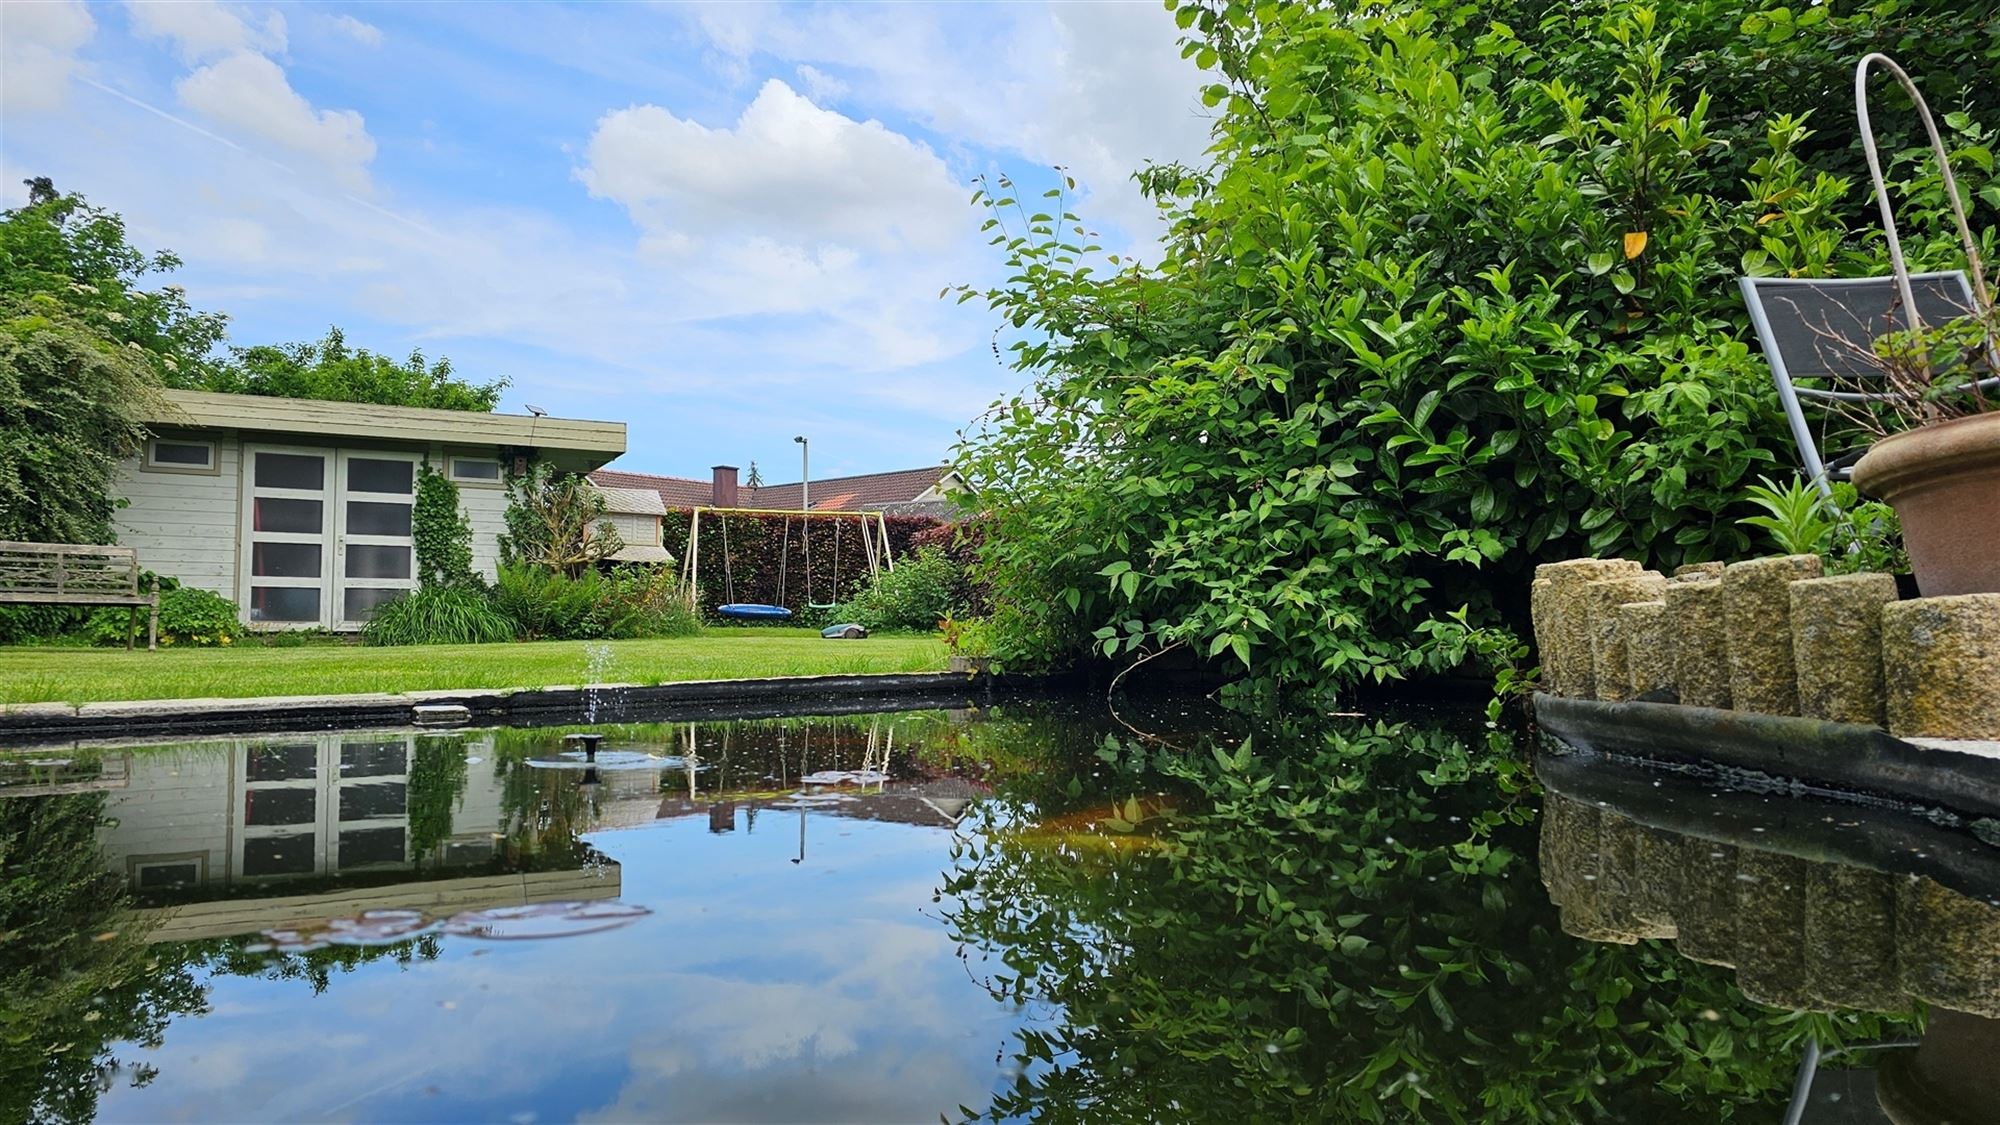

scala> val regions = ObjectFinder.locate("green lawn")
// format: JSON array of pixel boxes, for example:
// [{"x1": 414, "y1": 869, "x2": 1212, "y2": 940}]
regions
[{"x1": 0, "y1": 630, "x2": 948, "y2": 705}]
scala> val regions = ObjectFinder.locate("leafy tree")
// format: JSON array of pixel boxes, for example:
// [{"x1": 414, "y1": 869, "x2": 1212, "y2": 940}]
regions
[
  {"x1": 953, "y1": 0, "x2": 1999, "y2": 691},
  {"x1": 0, "y1": 186, "x2": 227, "y2": 384},
  {"x1": 498, "y1": 461, "x2": 622, "y2": 576},
  {"x1": 208, "y1": 326, "x2": 506, "y2": 411},
  {"x1": 0, "y1": 787, "x2": 192, "y2": 1123},
  {"x1": 0, "y1": 299, "x2": 161, "y2": 544}
]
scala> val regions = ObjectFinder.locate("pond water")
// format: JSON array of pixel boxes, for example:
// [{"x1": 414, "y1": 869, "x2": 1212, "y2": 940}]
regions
[{"x1": 2, "y1": 698, "x2": 1990, "y2": 1122}]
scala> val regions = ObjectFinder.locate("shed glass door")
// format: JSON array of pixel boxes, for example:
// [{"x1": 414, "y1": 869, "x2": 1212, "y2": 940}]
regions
[
  {"x1": 335, "y1": 452, "x2": 418, "y2": 626},
  {"x1": 244, "y1": 446, "x2": 333, "y2": 627}
]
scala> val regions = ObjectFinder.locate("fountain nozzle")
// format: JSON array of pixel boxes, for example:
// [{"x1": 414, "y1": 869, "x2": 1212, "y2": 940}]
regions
[{"x1": 564, "y1": 733, "x2": 606, "y2": 762}]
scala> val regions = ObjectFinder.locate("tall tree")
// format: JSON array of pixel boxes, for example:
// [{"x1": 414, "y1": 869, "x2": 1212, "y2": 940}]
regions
[
  {"x1": 209, "y1": 326, "x2": 507, "y2": 412},
  {"x1": 0, "y1": 186, "x2": 228, "y2": 384}
]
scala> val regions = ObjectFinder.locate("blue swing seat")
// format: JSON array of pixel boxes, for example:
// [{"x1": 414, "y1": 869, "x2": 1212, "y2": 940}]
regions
[{"x1": 717, "y1": 603, "x2": 793, "y2": 621}]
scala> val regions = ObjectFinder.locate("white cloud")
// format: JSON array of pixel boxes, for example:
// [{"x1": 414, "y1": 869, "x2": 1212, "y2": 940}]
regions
[
  {"x1": 795, "y1": 63, "x2": 846, "y2": 103},
  {"x1": 579, "y1": 78, "x2": 963, "y2": 255},
  {"x1": 0, "y1": 0, "x2": 96, "y2": 113},
  {"x1": 331, "y1": 14, "x2": 382, "y2": 47},
  {"x1": 684, "y1": 2, "x2": 1212, "y2": 251},
  {"x1": 124, "y1": 0, "x2": 286, "y2": 63},
  {"x1": 176, "y1": 51, "x2": 376, "y2": 191}
]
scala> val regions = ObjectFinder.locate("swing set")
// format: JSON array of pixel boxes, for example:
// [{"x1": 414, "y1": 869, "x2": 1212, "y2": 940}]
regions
[{"x1": 679, "y1": 506, "x2": 895, "y2": 621}]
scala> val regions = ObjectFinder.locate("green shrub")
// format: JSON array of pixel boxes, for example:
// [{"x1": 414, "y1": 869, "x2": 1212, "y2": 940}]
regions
[
  {"x1": 360, "y1": 586, "x2": 515, "y2": 646},
  {"x1": 413, "y1": 461, "x2": 476, "y2": 589},
  {"x1": 827, "y1": 548, "x2": 964, "y2": 632},
  {"x1": 492, "y1": 564, "x2": 602, "y2": 640},
  {"x1": 955, "y1": 0, "x2": 1999, "y2": 689},
  {"x1": 80, "y1": 582, "x2": 241, "y2": 647},
  {"x1": 599, "y1": 567, "x2": 701, "y2": 639},
  {"x1": 491, "y1": 564, "x2": 698, "y2": 640},
  {"x1": 0, "y1": 605, "x2": 86, "y2": 645}
]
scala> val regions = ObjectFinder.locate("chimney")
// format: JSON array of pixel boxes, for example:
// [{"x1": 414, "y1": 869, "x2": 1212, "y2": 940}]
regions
[{"x1": 711, "y1": 465, "x2": 739, "y2": 508}]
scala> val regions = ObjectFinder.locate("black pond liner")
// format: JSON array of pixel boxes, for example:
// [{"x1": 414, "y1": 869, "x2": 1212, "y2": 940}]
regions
[
  {"x1": 1534, "y1": 692, "x2": 2000, "y2": 825},
  {"x1": 1534, "y1": 738, "x2": 2000, "y2": 908}
]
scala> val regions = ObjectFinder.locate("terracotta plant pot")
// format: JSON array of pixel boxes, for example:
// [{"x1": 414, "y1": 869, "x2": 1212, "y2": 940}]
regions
[{"x1": 1852, "y1": 412, "x2": 2000, "y2": 596}]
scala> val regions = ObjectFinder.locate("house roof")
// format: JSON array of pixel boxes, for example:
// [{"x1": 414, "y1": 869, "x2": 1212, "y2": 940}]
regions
[
  {"x1": 147, "y1": 389, "x2": 626, "y2": 467},
  {"x1": 595, "y1": 487, "x2": 666, "y2": 516},
  {"x1": 589, "y1": 468, "x2": 713, "y2": 508},
  {"x1": 750, "y1": 466, "x2": 956, "y2": 511}
]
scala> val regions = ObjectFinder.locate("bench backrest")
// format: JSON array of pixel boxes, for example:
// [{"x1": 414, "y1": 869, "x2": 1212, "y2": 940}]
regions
[{"x1": 0, "y1": 540, "x2": 142, "y2": 597}]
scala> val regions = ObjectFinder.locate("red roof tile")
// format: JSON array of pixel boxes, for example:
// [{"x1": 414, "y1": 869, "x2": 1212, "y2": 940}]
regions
[
  {"x1": 588, "y1": 469, "x2": 713, "y2": 508},
  {"x1": 751, "y1": 466, "x2": 953, "y2": 511}
]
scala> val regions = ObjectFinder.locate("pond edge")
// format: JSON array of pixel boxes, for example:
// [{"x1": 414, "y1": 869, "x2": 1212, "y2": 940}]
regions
[{"x1": 1, "y1": 671, "x2": 1057, "y2": 745}]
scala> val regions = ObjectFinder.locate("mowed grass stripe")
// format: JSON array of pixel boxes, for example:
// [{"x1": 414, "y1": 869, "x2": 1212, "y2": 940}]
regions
[{"x1": 0, "y1": 630, "x2": 948, "y2": 705}]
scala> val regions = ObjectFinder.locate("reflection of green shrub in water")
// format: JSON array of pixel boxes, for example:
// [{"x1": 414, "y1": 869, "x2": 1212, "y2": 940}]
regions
[
  {"x1": 942, "y1": 721, "x2": 1918, "y2": 1122},
  {"x1": 0, "y1": 784, "x2": 448, "y2": 1122},
  {"x1": 408, "y1": 734, "x2": 473, "y2": 858},
  {"x1": 0, "y1": 791, "x2": 194, "y2": 1122}
]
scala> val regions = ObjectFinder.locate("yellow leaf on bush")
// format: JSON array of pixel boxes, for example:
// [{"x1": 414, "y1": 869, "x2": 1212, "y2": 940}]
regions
[{"x1": 1623, "y1": 231, "x2": 1648, "y2": 259}]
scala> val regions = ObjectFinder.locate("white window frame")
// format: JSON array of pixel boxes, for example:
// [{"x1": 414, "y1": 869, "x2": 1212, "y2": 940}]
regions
[
  {"x1": 336, "y1": 449, "x2": 422, "y2": 627},
  {"x1": 143, "y1": 436, "x2": 219, "y2": 475},
  {"x1": 447, "y1": 454, "x2": 504, "y2": 487},
  {"x1": 240, "y1": 443, "x2": 335, "y2": 630},
  {"x1": 128, "y1": 852, "x2": 209, "y2": 892}
]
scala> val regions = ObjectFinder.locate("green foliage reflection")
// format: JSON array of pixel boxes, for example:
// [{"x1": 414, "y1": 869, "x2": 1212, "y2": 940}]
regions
[{"x1": 941, "y1": 720, "x2": 1914, "y2": 1121}]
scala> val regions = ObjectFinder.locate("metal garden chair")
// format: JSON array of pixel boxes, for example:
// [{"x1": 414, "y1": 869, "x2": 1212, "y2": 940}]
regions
[{"x1": 1740, "y1": 53, "x2": 1998, "y2": 499}]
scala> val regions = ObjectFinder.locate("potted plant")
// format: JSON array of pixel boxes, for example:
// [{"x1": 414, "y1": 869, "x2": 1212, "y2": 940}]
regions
[
  {"x1": 940, "y1": 616, "x2": 995, "y2": 675},
  {"x1": 1845, "y1": 305, "x2": 1999, "y2": 596},
  {"x1": 1840, "y1": 54, "x2": 2000, "y2": 596}
]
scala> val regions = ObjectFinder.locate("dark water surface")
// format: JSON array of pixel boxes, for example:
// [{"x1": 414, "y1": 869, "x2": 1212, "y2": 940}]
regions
[{"x1": 3, "y1": 698, "x2": 1988, "y2": 1122}]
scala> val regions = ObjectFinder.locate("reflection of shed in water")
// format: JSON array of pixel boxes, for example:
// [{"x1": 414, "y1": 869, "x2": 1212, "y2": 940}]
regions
[
  {"x1": 1, "y1": 732, "x2": 621, "y2": 942},
  {"x1": 1537, "y1": 751, "x2": 2000, "y2": 1123}
]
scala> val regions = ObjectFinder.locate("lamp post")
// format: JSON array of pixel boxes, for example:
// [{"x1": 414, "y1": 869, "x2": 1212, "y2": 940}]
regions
[{"x1": 793, "y1": 435, "x2": 809, "y2": 511}]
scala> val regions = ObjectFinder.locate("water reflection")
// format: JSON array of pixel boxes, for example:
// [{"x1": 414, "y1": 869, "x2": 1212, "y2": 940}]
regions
[
  {"x1": 1537, "y1": 748, "x2": 2000, "y2": 1122},
  {"x1": 1, "y1": 702, "x2": 1975, "y2": 1121},
  {"x1": 0, "y1": 709, "x2": 1031, "y2": 1122}
]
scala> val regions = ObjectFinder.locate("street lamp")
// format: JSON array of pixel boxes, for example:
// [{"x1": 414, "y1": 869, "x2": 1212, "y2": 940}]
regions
[{"x1": 793, "y1": 435, "x2": 809, "y2": 511}]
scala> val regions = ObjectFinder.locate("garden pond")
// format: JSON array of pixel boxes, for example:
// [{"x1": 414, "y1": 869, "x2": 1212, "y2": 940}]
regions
[{"x1": 3, "y1": 696, "x2": 1990, "y2": 1122}]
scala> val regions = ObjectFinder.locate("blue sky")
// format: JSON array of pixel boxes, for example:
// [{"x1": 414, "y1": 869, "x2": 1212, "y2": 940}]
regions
[{"x1": 0, "y1": 1, "x2": 1212, "y2": 479}]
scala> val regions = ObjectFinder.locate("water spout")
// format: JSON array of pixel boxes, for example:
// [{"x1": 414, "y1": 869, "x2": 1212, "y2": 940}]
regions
[{"x1": 564, "y1": 732, "x2": 605, "y2": 762}]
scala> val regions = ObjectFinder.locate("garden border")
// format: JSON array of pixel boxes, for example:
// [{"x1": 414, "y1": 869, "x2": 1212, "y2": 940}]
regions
[
  {"x1": 1, "y1": 671, "x2": 1062, "y2": 745},
  {"x1": 1534, "y1": 692, "x2": 2000, "y2": 820}
]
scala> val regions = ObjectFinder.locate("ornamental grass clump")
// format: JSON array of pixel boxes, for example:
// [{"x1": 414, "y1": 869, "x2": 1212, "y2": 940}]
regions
[{"x1": 360, "y1": 586, "x2": 515, "y2": 646}]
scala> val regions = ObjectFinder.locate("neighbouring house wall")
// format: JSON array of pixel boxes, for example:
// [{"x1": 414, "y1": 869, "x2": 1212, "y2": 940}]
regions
[
  {"x1": 111, "y1": 434, "x2": 244, "y2": 602},
  {"x1": 605, "y1": 511, "x2": 659, "y2": 550}
]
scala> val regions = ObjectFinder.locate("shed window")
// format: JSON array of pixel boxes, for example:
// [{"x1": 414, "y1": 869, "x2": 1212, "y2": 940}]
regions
[
  {"x1": 450, "y1": 457, "x2": 502, "y2": 483},
  {"x1": 144, "y1": 439, "x2": 216, "y2": 472}
]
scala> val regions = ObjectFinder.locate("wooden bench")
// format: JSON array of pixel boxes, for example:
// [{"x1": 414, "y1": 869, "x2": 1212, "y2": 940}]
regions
[{"x1": 0, "y1": 541, "x2": 160, "y2": 650}]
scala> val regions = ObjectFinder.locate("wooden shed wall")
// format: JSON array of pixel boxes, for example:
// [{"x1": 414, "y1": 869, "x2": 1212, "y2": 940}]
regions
[{"x1": 111, "y1": 437, "x2": 244, "y2": 602}]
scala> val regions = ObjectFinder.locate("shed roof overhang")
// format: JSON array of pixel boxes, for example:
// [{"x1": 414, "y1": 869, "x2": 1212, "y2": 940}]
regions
[{"x1": 146, "y1": 390, "x2": 627, "y2": 470}]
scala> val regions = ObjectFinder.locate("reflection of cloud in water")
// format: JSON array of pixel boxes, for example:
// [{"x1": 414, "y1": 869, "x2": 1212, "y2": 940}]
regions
[{"x1": 96, "y1": 816, "x2": 1020, "y2": 1123}]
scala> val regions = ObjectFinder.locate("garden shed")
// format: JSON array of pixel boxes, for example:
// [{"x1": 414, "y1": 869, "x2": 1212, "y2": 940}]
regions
[{"x1": 114, "y1": 389, "x2": 625, "y2": 631}]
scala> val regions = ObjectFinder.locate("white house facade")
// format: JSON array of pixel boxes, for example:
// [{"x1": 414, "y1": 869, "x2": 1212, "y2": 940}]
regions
[{"x1": 114, "y1": 389, "x2": 625, "y2": 631}]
